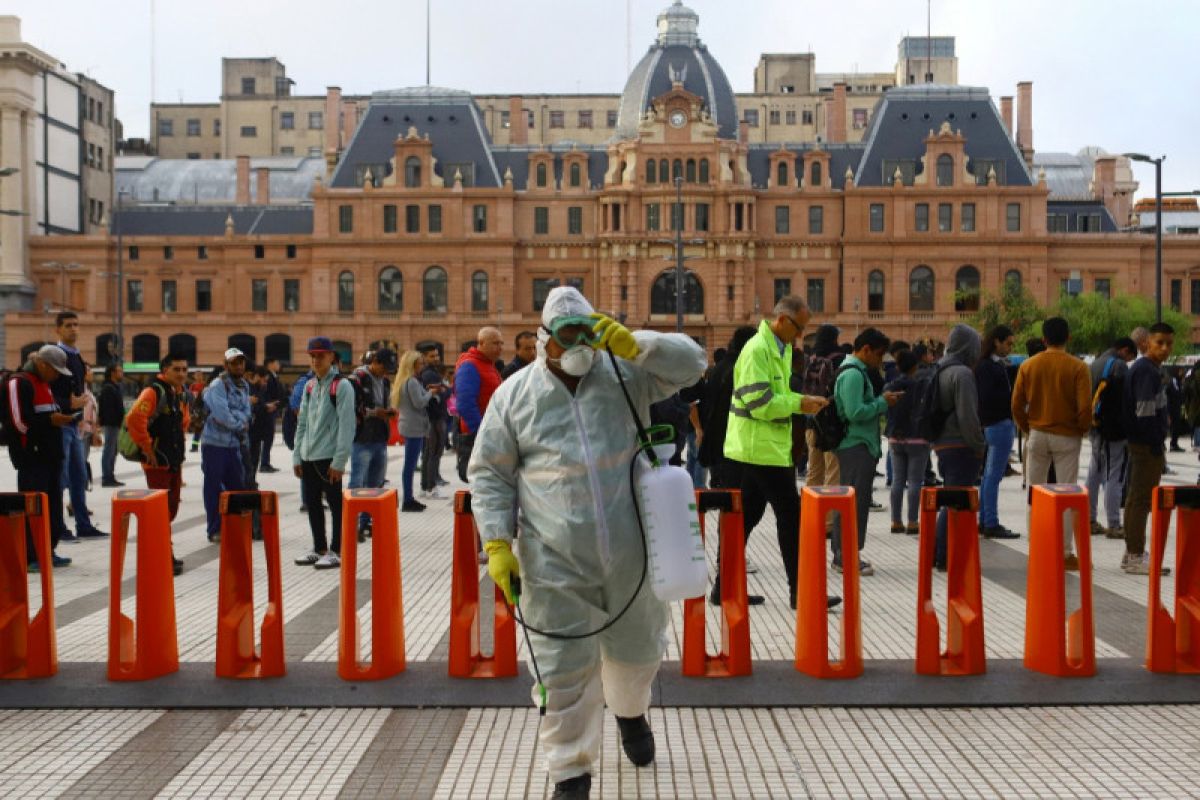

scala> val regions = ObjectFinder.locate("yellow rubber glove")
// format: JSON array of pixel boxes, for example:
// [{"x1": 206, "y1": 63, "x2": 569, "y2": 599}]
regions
[
  {"x1": 483, "y1": 539, "x2": 520, "y2": 605},
  {"x1": 591, "y1": 313, "x2": 640, "y2": 360}
]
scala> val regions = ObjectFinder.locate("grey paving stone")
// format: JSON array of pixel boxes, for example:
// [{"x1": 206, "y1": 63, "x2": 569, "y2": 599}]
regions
[{"x1": 336, "y1": 708, "x2": 467, "y2": 800}]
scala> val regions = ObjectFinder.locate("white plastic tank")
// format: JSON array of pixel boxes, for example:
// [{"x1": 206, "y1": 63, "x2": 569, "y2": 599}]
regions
[{"x1": 636, "y1": 446, "x2": 707, "y2": 601}]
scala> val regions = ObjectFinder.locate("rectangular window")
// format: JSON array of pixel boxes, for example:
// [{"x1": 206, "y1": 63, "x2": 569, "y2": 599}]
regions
[
  {"x1": 428, "y1": 205, "x2": 442, "y2": 233},
  {"x1": 254, "y1": 244, "x2": 265, "y2": 259},
  {"x1": 1047, "y1": 213, "x2": 1068, "y2": 233},
  {"x1": 534, "y1": 206, "x2": 549, "y2": 235},
  {"x1": 768, "y1": 109, "x2": 781, "y2": 125},
  {"x1": 646, "y1": 203, "x2": 661, "y2": 232},
  {"x1": 308, "y1": 111, "x2": 323, "y2": 129},
  {"x1": 241, "y1": 76, "x2": 255, "y2": 95},
  {"x1": 500, "y1": 110, "x2": 510, "y2": 129},
  {"x1": 286, "y1": 244, "x2": 296, "y2": 260},
  {"x1": 383, "y1": 204, "x2": 397, "y2": 233},
  {"x1": 197, "y1": 245, "x2": 208, "y2": 260},
  {"x1": 785, "y1": 109, "x2": 797, "y2": 125},
  {"x1": 961, "y1": 203, "x2": 976, "y2": 232},
  {"x1": 915, "y1": 203, "x2": 929, "y2": 232},
  {"x1": 533, "y1": 278, "x2": 559, "y2": 312},
  {"x1": 280, "y1": 111, "x2": 294, "y2": 130},
  {"x1": 128, "y1": 245, "x2": 139, "y2": 260},
  {"x1": 1170, "y1": 279, "x2": 1182, "y2": 311},
  {"x1": 240, "y1": 125, "x2": 257, "y2": 138},
  {"x1": 472, "y1": 204, "x2": 487, "y2": 233},
  {"x1": 338, "y1": 205, "x2": 353, "y2": 233},
  {"x1": 734, "y1": 203, "x2": 744, "y2": 232},
  {"x1": 568, "y1": 206, "x2": 583, "y2": 235},
  {"x1": 158, "y1": 117, "x2": 173, "y2": 136},
  {"x1": 213, "y1": 119, "x2": 221, "y2": 136},
  {"x1": 670, "y1": 202, "x2": 683, "y2": 232},
  {"x1": 252, "y1": 279, "x2": 268, "y2": 311},
  {"x1": 773, "y1": 278, "x2": 792, "y2": 303},
  {"x1": 161, "y1": 280, "x2": 177, "y2": 313},
  {"x1": 869, "y1": 203, "x2": 885, "y2": 232},
  {"x1": 695, "y1": 203, "x2": 710, "y2": 232},
  {"x1": 196, "y1": 279, "x2": 212, "y2": 312},
  {"x1": 852, "y1": 108, "x2": 868, "y2": 129},
  {"x1": 186, "y1": 118, "x2": 200, "y2": 136},
  {"x1": 578, "y1": 110, "x2": 593, "y2": 128},
  {"x1": 163, "y1": 245, "x2": 174, "y2": 261},
  {"x1": 775, "y1": 205, "x2": 790, "y2": 234},
  {"x1": 127, "y1": 280, "x2": 143, "y2": 312},
  {"x1": 808, "y1": 205, "x2": 824, "y2": 234},
  {"x1": 186, "y1": 152, "x2": 200, "y2": 160},
  {"x1": 606, "y1": 110, "x2": 618, "y2": 128},
  {"x1": 806, "y1": 278, "x2": 825, "y2": 313},
  {"x1": 284, "y1": 279, "x2": 300, "y2": 312},
  {"x1": 802, "y1": 109, "x2": 813, "y2": 125},
  {"x1": 744, "y1": 109, "x2": 759, "y2": 127},
  {"x1": 1095, "y1": 278, "x2": 1111, "y2": 299},
  {"x1": 938, "y1": 203, "x2": 952, "y2": 232},
  {"x1": 406, "y1": 204, "x2": 420, "y2": 233},
  {"x1": 549, "y1": 111, "x2": 565, "y2": 128},
  {"x1": 1006, "y1": 203, "x2": 1021, "y2": 232},
  {"x1": 1191, "y1": 281, "x2": 1200, "y2": 315}
]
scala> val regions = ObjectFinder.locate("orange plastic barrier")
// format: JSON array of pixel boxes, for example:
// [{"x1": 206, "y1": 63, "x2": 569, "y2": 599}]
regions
[
  {"x1": 915, "y1": 488, "x2": 986, "y2": 676},
  {"x1": 339, "y1": 488, "x2": 405, "y2": 680},
  {"x1": 108, "y1": 489, "x2": 178, "y2": 681},
  {"x1": 795, "y1": 486, "x2": 861, "y2": 678},
  {"x1": 216, "y1": 491, "x2": 285, "y2": 679},
  {"x1": 1024, "y1": 484, "x2": 1095, "y2": 677},
  {"x1": 682, "y1": 489, "x2": 751, "y2": 677},
  {"x1": 1147, "y1": 485, "x2": 1200, "y2": 673},
  {"x1": 448, "y1": 491, "x2": 517, "y2": 678},
  {"x1": 0, "y1": 493, "x2": 57, "y2": 679}
]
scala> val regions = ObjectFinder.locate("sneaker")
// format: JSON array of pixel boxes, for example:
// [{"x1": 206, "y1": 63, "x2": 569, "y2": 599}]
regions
[
  {"x1": 314, "y1": 552, "x2": 341, "y2": 570},
  {"x1": 426, "y1": 487, "x2": 444, "y2": 499},
  {"x1": 51, "y1": 553, "x2": 72, "y2": 568},
  {"x1": 294, "y1": 550, "x2": 321, "y2": 566},
  {"x1": 745, "y1": 559, "x2": 759, "y2": 575},
  {"x1": 299, "y1": 504, "x2": 308, "y2": 513},
  {"x1": 190, "y1": 441, "x2": 199, "y2": 453},
  {"x1": 890, "y1": 522, "x2": 906, "y2": 534},
  {"x1": 78, "y1": 528, "x2": 108, "y2": 539},
  {"x1": 869, "y1": 501, "x2": 885, "y2": 512},
  {"x1": 207, "y1": 532, "x2": 220, "y2": 544},
  {"x1": 1063, "y1": 553, "x2": 1080, "y2": 571},
  {"x1": 1124, "y1": 552, "x2": 1169, "y2": 576},
  {"x1": 61, "y1": 531, "x2": 80, "y2": 544},
  {"x1": 27, "y1": 560, "x2": 39, "y2": 573},
  {"x1": 831, "y1": 559, "x2": 843, "y2": 573},
  {"x1": 436, "y1": 478, "x2": 449, "y2": 487},
  {"x1": 101, "y1": 479, "x2": 124, "y2": 488},
  {"x1": 906, "y1": 524, "x2": 920, "y2": 536},
  {"x1": 859, "y1": 559, "x2": 875, "y2": 576},
  {"x1": 1105, "y1": 526, "x2": 1125, "y2": 540},
  {"x1": 401, "y1": 500, "x2": 427, "y2": 512},
  {"x1": 1090, "y1": 520, "x2": 1105, "y2": 537},
  {"x1": 172, "y1": 556, "x2": 184, "y2": 576},
  {"x1": 259, "y1": 465, "x2": 280, "y2": 473},
  {"x1": 551, "y1": 773, "x2": 591, "y2": 800},
  {"x1": 981, "y1": 525, "x2": 1020, "y2": 540},
  {"x1": 615, "y1": 715, "x2": 655, "y2": 767}
]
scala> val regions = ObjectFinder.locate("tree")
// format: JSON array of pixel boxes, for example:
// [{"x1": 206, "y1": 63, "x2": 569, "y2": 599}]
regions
[
  {"x1": 1013, "y1": 292, "x2": 1192, "y2": 355},
  {"x1": 961, "y1": 280, "x2": 1043, "y2": 337}
]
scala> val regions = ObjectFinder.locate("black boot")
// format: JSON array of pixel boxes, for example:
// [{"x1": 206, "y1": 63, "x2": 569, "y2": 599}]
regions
[
  {"x1": 551, "y1": 773, "x2": 591, "y2": 799},
  {"x1": 616, "y1": 715, "x2": 655, "y2": 766}
]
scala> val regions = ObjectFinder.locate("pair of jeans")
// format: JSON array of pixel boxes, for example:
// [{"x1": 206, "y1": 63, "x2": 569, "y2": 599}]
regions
[
  {"x1": 350, "y1": 441, "x2": 389, "y2": 527},
  {"x1": 421, "y1": 421, "x2": 446, "y2": 492},
  {"x1": 685, "y1": 431, "x2": 707, "y2": 489},
  {"x1": 301, "y1": 459, "x2": 343, "y2": 554},
  {"x1": 18, "y1": 459, "x2": 63, "y2": 557},
  {"x1": 980, "y1": 420, "x2": 1016, "y2": 529},
  {"x1": 1086, "y1": 432, "x2": 1127, "y2": 529},
  {"x1": 889, "y1": 442, "x2": 931, "y2": 525},
  {"x1": 1123, "y1": 443, "x2": 1164, "y2": 556},
  {"x1": 832, "y1": 444, "x2": 876, "y2": 562},
  {"x1": 935, "y1": 447, "x2": 982, "y2": 566},
  {"x1": 60, "y1": 426, "x2": 96, "y2": 535},
  {"x1": 201, "y1": 444, "x2": 245, "y2": 536},
  {"x1": 731, "y1": 461, "x2": 800, "y2": 596},
  {"x1": 101, "y1": 424, "x2": 120, "y2": 482},
  {"x1": 403, "y1": 436, "x2": 425, "y2": 503}
]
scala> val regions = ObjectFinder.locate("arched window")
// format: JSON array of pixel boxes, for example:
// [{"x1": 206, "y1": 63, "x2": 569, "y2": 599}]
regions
[
  {"x1": 867, "y1": 270, "x2": 886, "y2": 312},
  {"x1": 936, "y1": 154, "x2": 954, "y2": 187},
  {"x1": 659, "y1": 160, "x2": 668, "y2": 183},
  {"x1": 672, "y1": 159, "x2": 683, "y2": 182},
  {"x1": 167, "y1": 333, "x2": 196, "y2": 365},
  {"x1": 377, "y1": 267, "x2": 403, "y2": 311},
  {"x1": 95, "y1": 333, "x2": 119, "y2": 365},
  {"x1": 404, "y1": 156, "x2": 421, "y2": 188},
  {"x1": 810, "y1": 161, "x2": 822, "y2": 188},
  {"x1": 646, "y1": 159, "x2": 657, "y2": 184},
  {"x1": 699, "y1": 158, "x2": 710, "y2": 183},
  {"x1": 650, "y1": 269, "x2": 705, "y2": 315},
  {"x1": 471, "y1": 270, "x2": 489, "y2": 312},
  {"x1": 569, "y1": 162, "x2": 581, "y2": 188},
  {"x1": 909, "y1": 266, "x2": 935, "y2": 311},
  {"x1": 423, "y1": 266, "x2": 448, "y2": 313},
  {"x1": 1004, "y1": 269, "x2": 1023, "y2": 293},
  {"x1": 955, "y1": 265, "x2": 981, "y2": 312},
  {"x1": 227, "y1": 333, "x2": 256, "y2": 364},
  {"x1": 535, "y1": 162, "x2": 547, "y2": 188},
  {"x1": 132, "y1": 333, "x2": 161, "y2": 363},
  {"x1": 338, "y1": 270, "x2": 355, "y2": 312},
  {"x1": 685, "y1": 159, "x2": 696, "y2": 183},
  {"x1": 777, "y1": 161, "x2": 789, "y2": 188},
  {"x1": 264, "y1": 334, "x2": 291, "y2": 366}
]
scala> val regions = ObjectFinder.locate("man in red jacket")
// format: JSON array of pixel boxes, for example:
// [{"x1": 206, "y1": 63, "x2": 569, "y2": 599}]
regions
[{"x1": 453, "y1": 326, "x2": 503, "y2": 482}]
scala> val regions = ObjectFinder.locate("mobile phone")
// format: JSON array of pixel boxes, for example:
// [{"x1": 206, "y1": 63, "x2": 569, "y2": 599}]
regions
[{"x1": 71, "y1": 410, "x2": 84, "y2": 422}]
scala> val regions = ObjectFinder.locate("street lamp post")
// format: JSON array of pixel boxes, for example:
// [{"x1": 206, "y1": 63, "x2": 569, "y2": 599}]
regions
[
  {"x1": 115, "y1": 188, "x2": 127, "y2": 365},
  {"x1": 673, "y1": 176, "x2": 685, "y2": 333},
  {"x1": 1124, "y1": 153, "x2": 1165, "y2": 323}
]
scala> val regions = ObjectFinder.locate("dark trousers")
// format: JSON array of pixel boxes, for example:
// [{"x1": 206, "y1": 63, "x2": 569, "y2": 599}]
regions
[
  {"x1": 934, "y1": 446, "x2": 982, "y2": 566},
  {"x1": 832, "y1": 444, "x2": 877, "y2": 562},
  {"x1": 708, "y1": 457, "x2": 743, "y2": 490},
  {"x1": 1124, "y1": 443, "x2": 1164, "y2": 556},
  {"x1": 247, "y1": 435, "x2": 266, "y2": 488},
  {"x1": 421, "y1": 419, "x2": 446, "y2": 491},
  {"x1": 456, "y1": 431, "x2": 476, "y2": 483},
  {"x1": 101, "y1": 424, "x2": 120, "y2": 482},
  {"x1": 301, "y1": 459, "x2": 343, "y2": 554},
  {"x1": 202, "y1": 444, "x2": 245, "y2": 536},
  {"x1": 144, "y1": 466, "x2": 182, "y2": 521},
  {"x1": 259, "y1": 422, "x2": 276, "y2": 468},
  {"x1": 18, "y1": 459, "x2": 63, "y2": 560},
  {"x1": 734, "y1": 461, "x2": 800, "y2": 595}
]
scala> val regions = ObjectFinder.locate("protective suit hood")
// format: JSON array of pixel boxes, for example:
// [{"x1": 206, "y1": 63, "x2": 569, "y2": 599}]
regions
[{"x1": 537, "y1": 285, "x2": 597, "y2": 364}]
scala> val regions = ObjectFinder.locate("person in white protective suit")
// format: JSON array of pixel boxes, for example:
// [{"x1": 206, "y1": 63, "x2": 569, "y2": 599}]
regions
[{"x1": 468, "y1": 286, "x2": 706, "y2": 800}]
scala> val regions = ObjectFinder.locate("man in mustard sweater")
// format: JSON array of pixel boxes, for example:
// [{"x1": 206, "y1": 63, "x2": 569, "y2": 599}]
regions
[{"x1": 1010, "y1": 317, "x2": 1092, "y2": 568}]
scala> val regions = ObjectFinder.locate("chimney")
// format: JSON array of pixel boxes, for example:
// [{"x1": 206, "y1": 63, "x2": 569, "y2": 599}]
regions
[
  {"x1": 235, "y1": 155, "x2": 250, "y2": 205},
  {"x1": 828, "y1": 82, "x2": 847, "y2": 144},
  {"x1": 255, "y1": 167, "x2": 270, "y2": 205},
  {"x1": 738, "y1": 120, "x2": 749, "y2": 145},
  {"x1": 341, "y1": 100, "x2": 358, "y2": 152},
  {"x1": 324, "y1": 87, "x2": 341, "y2": 156},
  {"x1": 1016, "y1": 81, "x2": 1033, "y2": 165},
  {"x1": 509, "y1": 96, "x2": 527, "y2": 145},
  {"x1": 1000, "y1": 96, "x2": 1013, "y2": 137}
]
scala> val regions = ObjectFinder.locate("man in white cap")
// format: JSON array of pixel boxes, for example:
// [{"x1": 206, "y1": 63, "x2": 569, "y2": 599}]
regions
[
  {"x1": 200, "y1": 348, "x2": 252, "y2": 543},
  {"x1": 470, "y1": 286, "x2": 706, "y2": 800}
]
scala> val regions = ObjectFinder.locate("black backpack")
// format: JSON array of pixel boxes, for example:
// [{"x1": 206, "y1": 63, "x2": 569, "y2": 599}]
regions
[
  {"x1": 811, "y1": 364, "x2": 868, "y2": 452},
  {"x1": 0, "y1": 371, "x2": 21, "y2": 448},
  {"x1": 1092, "y1": 356, "x2": 1126, "y2": 442},
  {"x1": 911, "y1": 364, "x2": 950, "y2": 442}
]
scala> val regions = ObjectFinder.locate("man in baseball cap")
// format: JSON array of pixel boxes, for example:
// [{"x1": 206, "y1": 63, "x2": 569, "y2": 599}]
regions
[{"x1": 199, "y1": 347, "x2": 252, "y2": 542}]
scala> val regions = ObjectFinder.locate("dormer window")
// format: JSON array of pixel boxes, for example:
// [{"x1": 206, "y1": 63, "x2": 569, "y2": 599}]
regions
[
  {"x1": 536, "y1": 162, "x2": 548, "y2": 188},
  {"x1": 936, "y1": 154, "x2": 954, "y2": 187},
  {"x1": 404, "y1": 157, "x2": 421, "y2": 188}
]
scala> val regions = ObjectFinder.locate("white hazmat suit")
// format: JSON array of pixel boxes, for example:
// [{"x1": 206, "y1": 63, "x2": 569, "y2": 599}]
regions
[{"x1": 468, "y1": 287, "x2": 706, "y2": 783}]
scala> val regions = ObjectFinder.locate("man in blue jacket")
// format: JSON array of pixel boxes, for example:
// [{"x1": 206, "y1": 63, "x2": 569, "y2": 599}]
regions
[{"x1": 201, "y1": 348, "x2": 252, "y2": 542}]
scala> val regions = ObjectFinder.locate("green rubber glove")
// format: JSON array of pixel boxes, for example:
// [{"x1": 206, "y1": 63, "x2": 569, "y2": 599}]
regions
[
  {"x1": 591, "y1": 314, "x2": 640, "y2": 360},
  {"x1": 484, "y1": 539, "x2": 520, "y2": 605}
]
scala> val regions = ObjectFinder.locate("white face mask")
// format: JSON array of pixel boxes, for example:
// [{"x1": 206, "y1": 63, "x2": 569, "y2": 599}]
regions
[{"x1": 553, "y1": 345, "x2": 595, "y2": 377}]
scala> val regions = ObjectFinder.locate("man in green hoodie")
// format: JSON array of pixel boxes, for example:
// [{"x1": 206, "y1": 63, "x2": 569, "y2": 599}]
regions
[{"x1": 832, "y1": 328, "x2": 902, "y2": 575}]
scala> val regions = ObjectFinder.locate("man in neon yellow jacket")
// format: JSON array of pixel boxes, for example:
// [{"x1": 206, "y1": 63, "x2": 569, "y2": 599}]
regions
[{"x1": 723, "y1": 295, "x2": 830, "y2": 609}]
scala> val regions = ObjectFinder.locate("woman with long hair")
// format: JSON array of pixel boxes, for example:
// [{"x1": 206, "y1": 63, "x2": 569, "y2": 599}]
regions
[
  {"x1": 975, "y1": 324, "x2": 1020, "y2": 539},
  {"x1": 391, "y1": 350, "x2": 444, "y2": 511}
]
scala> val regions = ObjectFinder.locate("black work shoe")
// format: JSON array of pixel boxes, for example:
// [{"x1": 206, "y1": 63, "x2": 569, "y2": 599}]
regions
[
  {"x1": 616, "y1": 715, "x2": 655, "y2": 766},
  {"x1": 708, "y1": 585, "x2": 764, "y2": 606},
  {"x1": 981, "y1": 525, "x2": 1020, "y2": 540},
  {"x1": 172, "y1": 556, "x2": 184, "y2": 576},
  {"x1": 552, "y1": 773, "x2": 591, "y2": 800},
  {"x1": 789, "y1": 594, "x2": 843, "y2": 611}
]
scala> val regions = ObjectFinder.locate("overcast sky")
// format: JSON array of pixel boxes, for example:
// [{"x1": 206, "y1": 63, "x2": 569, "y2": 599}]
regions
[{"x1": 11, "y1": 0, "x2": 1200, "y2": 198}]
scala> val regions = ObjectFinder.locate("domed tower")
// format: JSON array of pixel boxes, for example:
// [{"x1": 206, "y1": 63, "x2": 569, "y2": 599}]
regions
[{"x1": 615, "y1": 1, "x2": 738, "y2": 141}]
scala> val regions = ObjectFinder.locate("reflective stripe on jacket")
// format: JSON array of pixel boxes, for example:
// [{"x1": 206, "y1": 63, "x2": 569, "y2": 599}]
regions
[{"x1": 723, "y1": 319, "x2": 803, "y2": 467}]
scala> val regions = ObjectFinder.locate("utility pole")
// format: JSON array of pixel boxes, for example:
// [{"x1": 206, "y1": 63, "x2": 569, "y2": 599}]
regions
[{"x1": 115, "y1": 189, "x2": 126, "y2": 365}]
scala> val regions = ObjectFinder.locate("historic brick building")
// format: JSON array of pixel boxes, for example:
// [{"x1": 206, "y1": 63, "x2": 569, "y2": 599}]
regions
[{"x1": 6, "y1": 2, "x2": 1196, "y2": 368}]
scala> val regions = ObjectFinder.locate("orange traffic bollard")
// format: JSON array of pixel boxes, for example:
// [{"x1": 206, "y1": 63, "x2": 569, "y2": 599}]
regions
[
  {"x1": 339, "y1": 488, "x2": 405, "y2": 680},
  {"x1": 915, "y1": 488, "x2": 986, "y2": 676},
  {"x1": 216, "y1": 491, "x2": 285, "y2": 679},
  {"x1": 1024, "y1": 484, "x2": 1095, "y2": 677},
  {"x1": 682, "y1": 489, "x2": 751, "y2": 677},
  {"x1": 1147, "y1": 485, "x2": 1200, "y2": 673},
  {"x1": 795, "y1": 486, "x2": 861, "y2": 678},
  {"x1": 0, "y1": 493, "x2": 57, "y2": 679},
  {"x1": 448, "y1": 491, "x2": 517, "y2": 678},
  {"x1": 108, "y1": 489, "x2": 178, "y2": 681}
]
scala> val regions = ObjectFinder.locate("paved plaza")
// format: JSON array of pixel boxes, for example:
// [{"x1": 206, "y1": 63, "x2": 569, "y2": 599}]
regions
[{"x1": 2, "y1": 440, "x2": 1200, "y2": 798}]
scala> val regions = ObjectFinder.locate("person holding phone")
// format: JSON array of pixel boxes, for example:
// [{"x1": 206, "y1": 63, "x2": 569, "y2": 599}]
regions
[
  {"x1": 392, "y1": 349, "x2": 445, "y2": 512},
  {"x1": 346, "y1": 348, "x2": 396, "y2": 538}
]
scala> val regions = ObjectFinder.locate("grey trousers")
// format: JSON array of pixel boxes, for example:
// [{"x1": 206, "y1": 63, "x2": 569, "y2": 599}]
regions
[
  {"x1": 832, "y1": 443, "x2": 877, "y2": 560},
  {"x1": 1085, "y1": 432, "x2": 1127, "y2": 529}
]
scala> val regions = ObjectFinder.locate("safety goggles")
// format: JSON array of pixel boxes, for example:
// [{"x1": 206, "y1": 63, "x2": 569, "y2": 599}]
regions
[{"x1": 546, "y1": 316, "x2": 598, "y2": 348}]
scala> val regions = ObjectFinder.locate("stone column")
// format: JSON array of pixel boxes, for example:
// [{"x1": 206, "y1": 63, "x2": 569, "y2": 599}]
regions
[{"x1": 0, "y1": 107, "x2": 28, "y2": 289}]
